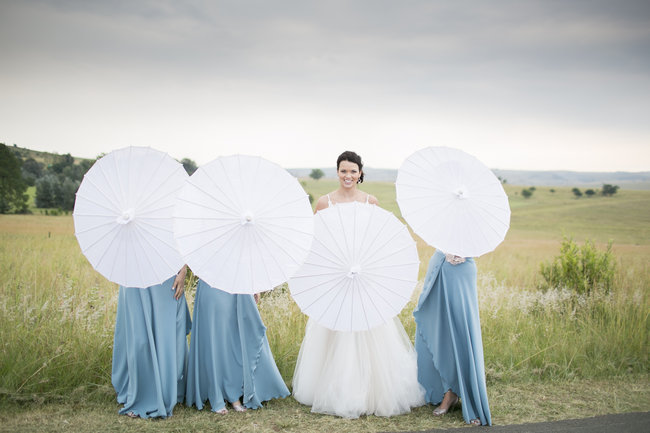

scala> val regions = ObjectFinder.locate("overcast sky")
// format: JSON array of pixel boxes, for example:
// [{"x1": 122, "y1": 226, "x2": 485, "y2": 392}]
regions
[{"x1": 1, "y1": 0, "x2": 649, "y2": 171}]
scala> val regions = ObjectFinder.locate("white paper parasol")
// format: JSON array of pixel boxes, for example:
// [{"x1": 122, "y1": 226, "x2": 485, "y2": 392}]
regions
[
  {"x1": 396, "y1": 146, "x2": 510, "y2": 257},
  {"x1": 173, "y1": 154, "x2": 314, "y2": 294},
  {"x1": 73, "y1": 146, "x2": 188, "y2": 288},
  {"x1": 289, "y1": 201, "x2": 419, "y2": 331}
]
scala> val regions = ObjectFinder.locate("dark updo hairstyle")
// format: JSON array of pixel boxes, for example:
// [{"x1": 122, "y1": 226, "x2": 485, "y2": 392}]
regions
[{"x1": 336, "y1": 150, "x2": 364, "y2": 184}]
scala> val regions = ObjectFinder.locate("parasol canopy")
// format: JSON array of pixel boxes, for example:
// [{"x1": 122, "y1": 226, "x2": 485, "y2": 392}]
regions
[
  {"x1": 289, "y1": 201, "x2": 419, "y2": 331},
  {"x1": 396, "y1": 146, "x2": 510, "y2": 258},
  {"x1": 73, "y1": 146, "x2": 188, "y2": 288},
  {"x1": 173, "y1": 154, "x2": 314, "y2": 294}
]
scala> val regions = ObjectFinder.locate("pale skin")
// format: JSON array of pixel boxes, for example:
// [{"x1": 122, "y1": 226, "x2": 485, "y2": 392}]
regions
[
  {"x1": 314, "y1": 160, "x2": 378, "y2": 213},
  {"x1": 172, "y1": 265, "x2": 187, "y2": 300}
]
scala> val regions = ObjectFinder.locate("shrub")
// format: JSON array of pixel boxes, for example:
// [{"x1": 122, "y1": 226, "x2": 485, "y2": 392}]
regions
[
  {"x1": 539, "y1": 237, "x2": 616, "y2": 294},
  {"x1": 309, "y1": 168, "x2": 324, "y2": 180},
  {"x1": 572, "y1": 187, "x2": 582, "y2": 198},
  {"x1": 585, "y1": 189, "x2": 596, "y2": 197},
  {"x1": 602, "y1": 184, "x2": 619, "y2": 196},
  {"x1": 521, "y1": 188, "x2": 533, "y2": 199}
]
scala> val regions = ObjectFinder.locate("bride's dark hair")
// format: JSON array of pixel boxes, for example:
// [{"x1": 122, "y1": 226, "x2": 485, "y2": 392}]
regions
[{"x1": 336, "y1": 151, "x2": 364, "y2": 184}]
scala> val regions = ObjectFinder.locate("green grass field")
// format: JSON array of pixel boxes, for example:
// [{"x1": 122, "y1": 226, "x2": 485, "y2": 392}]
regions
[{"x1": 0, "y1": 182, "x2": 648, "y2": 432}]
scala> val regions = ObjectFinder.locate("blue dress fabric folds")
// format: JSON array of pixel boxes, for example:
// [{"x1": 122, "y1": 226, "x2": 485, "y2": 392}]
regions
[
  {"x1": 185, "y1": 279, "x2": 289, "y2": 412},
  {"x1": 414, "y1": 250, "x2": 492, "y2": 426},
  {"x1": 112, "y1": 276, "x2": 192, "y2": 419}
]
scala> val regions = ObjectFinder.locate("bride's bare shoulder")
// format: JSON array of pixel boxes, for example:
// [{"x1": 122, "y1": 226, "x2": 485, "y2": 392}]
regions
[{"x1": 315, "y1": 194, "x2": 331, "y2": 212}]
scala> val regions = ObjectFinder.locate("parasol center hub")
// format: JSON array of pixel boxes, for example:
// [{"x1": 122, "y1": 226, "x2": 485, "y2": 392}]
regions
[
  {"x1": 241, "y1": 211, "x2": 255, "y2": 225},
  {"x1": 347, "y1": 264, "x2": 362, "y2": 279},
  {"x1": 116, "y1": 208, "x2": 135, "y2": 225},
  {"x1": 454, "y1": 186, "x2": 469, "y2": 200}
]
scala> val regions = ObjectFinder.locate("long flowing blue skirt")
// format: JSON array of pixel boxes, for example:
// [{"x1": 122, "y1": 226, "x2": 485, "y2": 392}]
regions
[
  {"x1": 413, "y1": 250, "x2": 492, "y2": 425},
  {"x1": 185, "y1": 280, "x2": 289, "y2": 412},
  {"x1": 111, "y1": 276, "x2": 192, "y2": 418}
]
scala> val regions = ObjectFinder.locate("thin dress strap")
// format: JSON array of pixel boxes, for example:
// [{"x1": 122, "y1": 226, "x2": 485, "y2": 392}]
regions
[
  {"x1": 327, "y1": 194, "x2": 333, "y2": 207},
  {"x1": 365, "y1": 194, "x2": 370, "y2": 204}
]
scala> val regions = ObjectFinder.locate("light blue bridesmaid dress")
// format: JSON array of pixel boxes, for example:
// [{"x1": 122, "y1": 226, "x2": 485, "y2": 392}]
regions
[
  {"x1": 185, "y1": 279, "x2": 289, "y2": 412},
  {"x1": 111, "y1": 275, "x2": 192, "y2": 418},
  {"x1": 413, "y1": 250, "x2": 492, "y2": 426}
]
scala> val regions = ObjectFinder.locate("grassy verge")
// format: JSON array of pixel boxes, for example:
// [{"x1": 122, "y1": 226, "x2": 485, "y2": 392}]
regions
[{"x1": 1, "y1": 376, "x2": 648, "y2": 433}]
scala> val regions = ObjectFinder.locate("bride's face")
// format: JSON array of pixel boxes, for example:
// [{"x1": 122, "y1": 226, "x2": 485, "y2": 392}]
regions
[{"x1": 337, "y1": 160, "x2": 361, "y2": 189}]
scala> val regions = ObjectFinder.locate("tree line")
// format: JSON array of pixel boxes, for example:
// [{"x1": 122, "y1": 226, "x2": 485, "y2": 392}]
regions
[{"x1": 0, "y1": 144, "x2": 198, "y2": 214}]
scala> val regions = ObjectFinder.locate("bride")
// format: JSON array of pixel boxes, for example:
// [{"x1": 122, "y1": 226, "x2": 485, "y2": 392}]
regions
[{"x1": 291, "y1": 151, "x2": 424, "y2": 418}]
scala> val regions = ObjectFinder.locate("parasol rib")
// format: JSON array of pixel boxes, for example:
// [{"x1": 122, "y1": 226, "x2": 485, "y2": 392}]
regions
[
  {"x1": 250, "y1": 224, "x2": 294, "y2": 290},
  {"x1": 300, "y1": 274, "x2": 349, "y2": 309},
  {"x1": 176, "y1": 189, "x2": 240, "y2": 218},
  {"x1": 362, "y1": 261, "x2": 420, "y2": 272},
  {"x1": 180, "y1": 224, "x2": 241, "y2": 260},
  {"x1": 74, "y1": 218, "x2": 121, "y2": 235},
  {"x1": 79, "y1": 176, "x2": 123, "y2": 212},
  {"x1": 194, "y1": 224, "x2": 243, "y2": 281},
  {"x1": 136, "y1": 165, "x2": 187, "y2": 212},
  {"x1": 131, "y1": 149, "x2": 172, "y2": 211},
  {"x1": 255, "y1": 224, "x2": 311, "y2": 267},
  {"x1": 328, "y1": 277, "x2": 354, "y2": 330},
  {"x1": 314, "y1": 206, "x2": 349, "y2": 263},
  {"x1": 297, "y1": 243, "x2": 346, "y2": 269},
  {"x1": 80, "y1": 223, "x2": 121, "y2": 255},
  {"x1": 357, "y1": 226, "x2": 407, "y2": 266},
  {"x1": 133, "y1": 221, "x2": 181, "y2": 273},
  {"x1": 357, "y1": 278, "x2": 391, "y2": 327},
  {"x1": 291, "y1": 272, "x2": 349, "y2": 297},
  {"x1": 358, "y1": 274, "x2": 407, "y2": 309},
  {"x1": 361, "y1": 242, "x2": 418, "y2": 270}
]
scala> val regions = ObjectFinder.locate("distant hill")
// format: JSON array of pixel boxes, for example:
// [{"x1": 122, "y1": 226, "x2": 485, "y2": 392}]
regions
[
  {"x1": 8, "y1": 145, "x2": 649, "y2": 189},
  {"x1": 491, "y1": 169, "x2": 650, "y2": 190},
  {"x1": 289, "y1": 167, "x2": 650, "y2": 190},
  {"x1": 288, "y1": 167, "x2": 399, "y2": 183},
  {"x1": 10, "y1": 145, "x2": 92, "y2": 166}
]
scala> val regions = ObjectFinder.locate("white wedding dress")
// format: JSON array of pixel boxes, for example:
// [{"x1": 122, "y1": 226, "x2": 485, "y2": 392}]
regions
[
  {"x1": 292, "y1": 316, "x2": 425, "y2": 418},
  {"x1": 292, "y1": 194, "x2": 424, "y2": 418}
]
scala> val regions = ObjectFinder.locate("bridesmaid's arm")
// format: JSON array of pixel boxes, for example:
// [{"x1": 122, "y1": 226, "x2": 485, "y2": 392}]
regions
[{"x1": 173, "y1": 265, "x2": 187, "y2": 300}]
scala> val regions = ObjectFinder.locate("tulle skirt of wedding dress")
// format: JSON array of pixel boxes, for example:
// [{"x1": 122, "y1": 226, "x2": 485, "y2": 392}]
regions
[{"x1": 292, "y1": 317, "x2": 425, "y2": 418}]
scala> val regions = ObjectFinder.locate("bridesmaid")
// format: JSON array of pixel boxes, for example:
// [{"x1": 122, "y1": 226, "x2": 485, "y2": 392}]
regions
[
  {"x1": 185, "y1": 279, "x2": 289, "y2": 414},
  {"x1": 413, "y1": 251, "x2": 491, "y2": 426},
  {"x1": 112, "y1": 265, "x2": 191, "y2": 419}
]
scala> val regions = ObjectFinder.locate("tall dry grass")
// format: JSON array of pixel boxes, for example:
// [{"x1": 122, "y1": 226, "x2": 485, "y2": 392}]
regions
[
  {"x1": 1, "y1": 185, "x2": 649, "y2": 404},
  {"x1": 0, "y1": 216, "x2": 116, "y2": 400}
]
